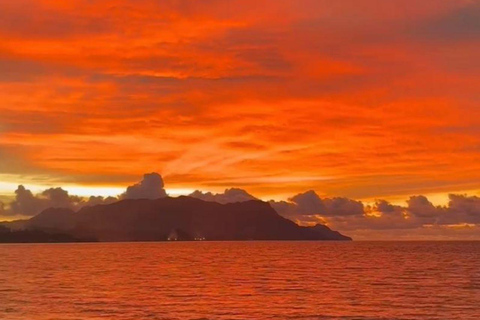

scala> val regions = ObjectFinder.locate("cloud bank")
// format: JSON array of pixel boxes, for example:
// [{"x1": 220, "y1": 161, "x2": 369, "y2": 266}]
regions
[
  {"x1": 1, "y1": 173, "x2": 479, "y2": 239},
  {"x1": 187, "y1": 187, "x2": 480, "y2": 239},
  {"x1": 121, "y1": 173, "x2": 167, "y2": 200},
  {"x1": 0, "y1": 173, "x2": 168, "y2": 216},
  {"x1": 0, "y1": 0, "x2": 479, "y2": 205}
]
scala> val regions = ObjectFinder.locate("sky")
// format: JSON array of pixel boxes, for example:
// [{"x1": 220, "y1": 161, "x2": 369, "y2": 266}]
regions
[{"x1": 0, "y1": 0, "x2": 479, "y2": 239}]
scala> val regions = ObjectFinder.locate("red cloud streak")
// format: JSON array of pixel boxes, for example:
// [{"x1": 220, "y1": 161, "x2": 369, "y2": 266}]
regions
[{"x1": 0, "y1": 0, "x2": 479, "y2": 211}]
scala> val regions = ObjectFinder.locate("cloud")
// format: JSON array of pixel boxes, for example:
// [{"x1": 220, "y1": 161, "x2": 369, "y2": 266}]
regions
[
  {"x1": 326, "y1": 194, "x2": 480, "y2": 235},
  {"x1": 1, "y1": 173, "x2": 168, "y2": 216},
  {"x1": 186, "y1": 188, "x2": 436, "y2": 233},
  {"x1": 407, "y1": 195, "x2": 443, "y2": 218},
  {"x1": 1, "y1": 172, "x2": 480, "y2": 240},
  {"x1": 323, "y1": 197, "x2": 365, "y2": 217},
  {"x1": 187, "y1": 188, "x2": 480, "y2": 237},
  {"x1": 328, "y1": 200, "x2": 417, "y2": 231},
  {"x1": 7, "y1": 185, "x2": 83, "y2": 216},
  {"x1": 41, "y1": 187, "x2": 83, "y2": 209},
  {"x1": 189, "y1": 188, "x2": 257, "y2": 204},
  {"x1": 1, "y1": 0, "x2": 479, "y2": 204},
  {"x1": 270, "y1": 190, "x2": 364, "y2": 220},
  {"x1": 411, "y1": 3, "x2": 480, "y2": 41},
  {"x1": 438, "y1": 194, "x2": 480, "y2": 225},
  {"x1": 121, "y1": 172, "x2": 167, "y2": 200},
  {"x1": 265, "y1": 191, "x2": 480, "y2": 239},
  {"x1": 84, "y1": 196, "x2": 118, "y2": 207},
  {"x1": 375, "y1": 199, "x2": 399, "y2": 214},
  {"x1": 288, "y1": 191, "x2": 326, "y2": 214},
  {"x1": 10, "y1": 185, "x2": 47, "y2": 216}
]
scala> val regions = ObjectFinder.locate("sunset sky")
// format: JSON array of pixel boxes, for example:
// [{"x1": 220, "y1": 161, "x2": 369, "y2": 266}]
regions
[{"x1": 0, "y1": 0, "x2": 479, "y2": 239}]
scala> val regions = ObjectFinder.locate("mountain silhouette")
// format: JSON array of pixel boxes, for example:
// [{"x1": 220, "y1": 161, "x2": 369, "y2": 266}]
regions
[{"x1": 2, "y1": 196, "x2": 351, "y2": 242}]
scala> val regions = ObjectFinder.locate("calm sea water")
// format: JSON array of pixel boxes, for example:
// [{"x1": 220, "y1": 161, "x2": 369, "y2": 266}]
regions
[{"x1": 0, "y1": 242, "x2": 479, "y2": 320}]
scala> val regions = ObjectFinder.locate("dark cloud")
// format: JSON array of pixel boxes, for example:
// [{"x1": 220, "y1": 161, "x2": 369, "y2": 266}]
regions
[
  {"x1": 412, "y1": 3, "x2": 480, "y2": 41},
  {"x1": 1, "y1": 175, "x2": 480, "y2": 240},
  {"x1": 10, "y1": 185, "x2": 47, "y2": 216},
  {"x1": 7, "y1": 185, "x2": 85, "y2": 216},
  {"x1": 328, "y1": 194, "x2": 480, "y2": 233},
  {"x1": 438, "y1": 194, "x2": 480, "y2": 225},
  {"x1": 270, "y1": 190, "x2": 364, "y2": 219},
  {"x1": 375, "y1": 199, "x2": 398, "y2": 214},
  {"x1": 186, "y1": 188, "x2": 480, "y2": 236},
  {"x1": 323, "y1": 197, "x2": 365, "y2": 217},
  {"x1": 448, "y1": 194, "x2": 480, "y2": 216},
  {"x1": 84, "y1": 196, "x2": 118, "y2": 207},
  {"x1": 266, "y1": 191, "x2": 480, "y2": 236},
  {"x1": 0, "y1": 1, "x2": 111, "y2": 40},
  {"x1": 328, "y1": 200, "x2": 417, "y2": 231},
  {"x1": 41, "y1": 188, "x2": 82, "y2": 209},
  {"x1": 288, "y1": 191, "x2": 326, "y2": 215},
  {"x1": 121, "y1": 173, "x2": 167, "y2": 200},
  {"x1": 1, "y1": 173, "x2": 168, "y2": 216},
  {"x1": 189, "y1": 188, "x2": 257, "y2": 204},
  {"x1": 407, "y1": 195, "x2": 443, "y2": 218}
]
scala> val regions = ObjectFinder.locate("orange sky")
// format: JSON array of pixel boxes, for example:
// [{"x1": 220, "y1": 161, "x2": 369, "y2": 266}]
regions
[{"x1": 0, "y1": 1, "x2": 479, "y2": 234}]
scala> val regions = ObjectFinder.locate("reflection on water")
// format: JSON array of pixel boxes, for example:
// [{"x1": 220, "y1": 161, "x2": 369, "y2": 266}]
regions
[{"x1": 1, "y1": 242, "x2": 479, "y2": 320}]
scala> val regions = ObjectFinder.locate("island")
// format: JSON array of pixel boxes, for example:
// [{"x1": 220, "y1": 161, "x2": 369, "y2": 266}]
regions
[{"x1": 0, "y1": 196, "x2": 351, "y2": 242}]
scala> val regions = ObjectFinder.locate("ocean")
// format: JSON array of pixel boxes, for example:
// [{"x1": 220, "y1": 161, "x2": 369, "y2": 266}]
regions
[{"x1": 1, "y1": 241, "x2": 479, "y2": 320}]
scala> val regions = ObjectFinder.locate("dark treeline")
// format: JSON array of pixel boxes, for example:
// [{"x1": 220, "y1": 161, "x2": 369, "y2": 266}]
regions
[{"x1": 0, "y1": 225, "x2": 96, "y2": 243}]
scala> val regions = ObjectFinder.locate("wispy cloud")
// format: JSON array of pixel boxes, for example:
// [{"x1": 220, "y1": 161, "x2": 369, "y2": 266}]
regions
[{"x1": 0, "y1": 0, "x2": 478, "y2": 207}]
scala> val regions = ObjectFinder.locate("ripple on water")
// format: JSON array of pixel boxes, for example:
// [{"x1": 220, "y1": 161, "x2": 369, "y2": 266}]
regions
[{"x1": 0, "y1": 241, "x2": 479, "y2": 320}]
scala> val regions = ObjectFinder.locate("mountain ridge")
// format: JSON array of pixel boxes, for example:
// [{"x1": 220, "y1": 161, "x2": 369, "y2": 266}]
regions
[{"x1": 1, "y1": 196, "x2": 351, "y2": 242}]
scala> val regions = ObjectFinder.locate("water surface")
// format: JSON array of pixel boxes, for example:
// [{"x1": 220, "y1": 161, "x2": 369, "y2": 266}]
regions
[{"x1": 1, "y1": 241, "x2": 479, "y2": 320}]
